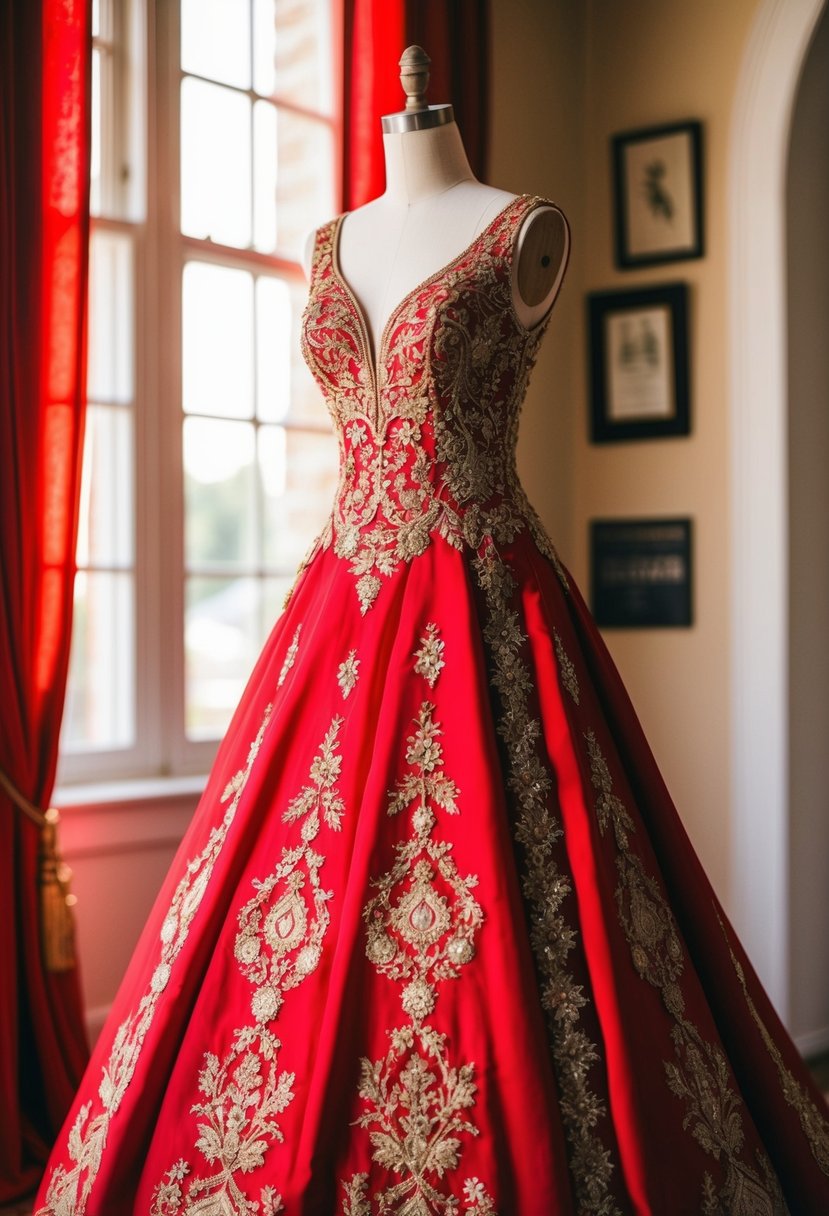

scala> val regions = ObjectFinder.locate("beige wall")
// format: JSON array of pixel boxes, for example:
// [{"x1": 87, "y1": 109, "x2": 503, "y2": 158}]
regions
[
  {"x1": 490, "y1": 0, "x2": 585, "y2": 557},
  {"x1": 492, "y1": 0, "x2": 762, "y2": 903},
  {"x1": 787, "y1": 4, "x2": 829, "y2": 1045}
]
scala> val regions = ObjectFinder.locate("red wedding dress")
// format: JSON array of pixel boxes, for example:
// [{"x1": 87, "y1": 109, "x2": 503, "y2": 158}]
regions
[{"x1": 36, "y1": 194, "x2": 829, "y2": 1215}]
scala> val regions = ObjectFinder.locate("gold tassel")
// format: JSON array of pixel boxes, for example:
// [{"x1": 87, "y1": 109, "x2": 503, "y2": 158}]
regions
[
  {"x1": 38, "y1": 807, "x2": 78, "y2": 972},
  {"x1": 0, "y1": 765, "x2": 79, "y2": 972}
]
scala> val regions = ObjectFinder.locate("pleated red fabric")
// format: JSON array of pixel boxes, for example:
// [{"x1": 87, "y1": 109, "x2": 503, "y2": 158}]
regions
[
  {"x1": 36, "y1": 195, "x2": 829, "y2": 1215},
  {"x1": 0, "y1": 0, "x2": 91, "y2": 1201}
]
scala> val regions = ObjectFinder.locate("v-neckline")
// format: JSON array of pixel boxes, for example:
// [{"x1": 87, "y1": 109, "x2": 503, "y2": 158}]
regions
[{"x1": 328, "y1": 193, "x2": 531, "y2": 395}]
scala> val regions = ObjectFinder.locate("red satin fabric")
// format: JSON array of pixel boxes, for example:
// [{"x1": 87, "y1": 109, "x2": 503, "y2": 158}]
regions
[
  {"x1": 342, "y1": 1, "x2": 489, "y2": 211},
  {"x1": 34, "y1": 195, "x2": 829, "y2": 1213},
  {"x1": 0, "y1": 0, "x2": 91, "y2": 1202}
]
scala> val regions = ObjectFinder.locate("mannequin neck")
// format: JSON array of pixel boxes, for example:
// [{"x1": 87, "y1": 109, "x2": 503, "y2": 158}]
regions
[{"x1": 381, "y1": 122, "x2": 476, "y2": 205}]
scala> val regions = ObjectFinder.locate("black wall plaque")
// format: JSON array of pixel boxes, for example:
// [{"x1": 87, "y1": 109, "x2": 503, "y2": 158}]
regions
[{"x1": 590, "y1": 518, "x2": 692, "y2": 628}]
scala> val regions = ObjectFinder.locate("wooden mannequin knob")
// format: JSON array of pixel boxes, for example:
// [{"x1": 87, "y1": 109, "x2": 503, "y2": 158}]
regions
[{"x1": 399, "y1": 45, "x2": 431, "y2": 112}]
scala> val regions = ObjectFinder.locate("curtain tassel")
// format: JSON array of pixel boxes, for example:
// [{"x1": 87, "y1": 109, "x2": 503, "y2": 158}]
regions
[
  {"x1": 0, "y1": 766, "x2": 78, "y2": 972},
  {"x1": 38, "y1": 807, "x2": 78, "y2": 972}
]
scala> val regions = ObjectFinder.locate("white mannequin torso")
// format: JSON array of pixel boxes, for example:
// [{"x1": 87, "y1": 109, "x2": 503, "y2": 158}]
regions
[{"x1": 303, "y1": 122, "x2": 569, "y2": 355}]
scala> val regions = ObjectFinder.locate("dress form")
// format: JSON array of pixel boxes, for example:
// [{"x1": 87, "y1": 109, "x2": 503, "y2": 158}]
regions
[{"x1": 304, "y1": 46, "x2": 569, "y2": 343}]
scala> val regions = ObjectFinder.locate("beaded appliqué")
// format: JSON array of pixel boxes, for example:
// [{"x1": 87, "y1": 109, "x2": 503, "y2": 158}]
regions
[
  {"x1": 338, "y1": 650, "x2": 360, "y2": 699},
  {"x1": 301, "y1": 197, "x2": 570, "y2": 613},
  {"x1": 584, "y1": 731, "x2": 786, "y2": 1215},
  {"x1": 37, "y1": 700, "x2": 277, "y2": 1216},
  {"x1": 473, "y1": 546, "x2": 617, "y2": 1215},
  {"x1": 150, "y1": 677, "x2": 354, "y2": 1214},
  {"x1": 414, "y1": 622, "x2": 445, "y2": 689},
  {"x1": 341, "y1": 626, "x2": 496, "y2": 1213}
]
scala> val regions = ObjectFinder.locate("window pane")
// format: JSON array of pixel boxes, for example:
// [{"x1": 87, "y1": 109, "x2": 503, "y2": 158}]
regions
[
  {"x1": 88, "y1": 229, "x2": 134, "y2": 403},
  {"x1": 253, "y1": 101, "x2": 277, "y2": 253},
  {"x1": 184, "y1": 417, "x2": 257, "y2": 568},
  {"x1": 62, "y1": 571, "x2": 135, "y2": 751},
  {"x1": 76, "y1": 406, "x2": 134, "y2": 567},
  {"x1": 254, "y1": 0, "x2": 334, "y2": 113},
  {"x1": 181, "y1": 0, "x2": 251, "y2": 89},
  {"x1": 261, "y1": 425, "x2": 336, "y2": 570},
  {"x1": 185, "y1": 575, "x2": 262, "y2": 738},
  {"x1": 256, "y1": 275, "x2": 292, "y2": 421},
  {"x1": 256, "y1": 107, "x2": 334, "y2": 260},
  {"x1": 183, "y1": 262, "x2": 254, "y2": 418},
  {"x1": 181, "y1": 77, "x2": 252, "y2": 248}
]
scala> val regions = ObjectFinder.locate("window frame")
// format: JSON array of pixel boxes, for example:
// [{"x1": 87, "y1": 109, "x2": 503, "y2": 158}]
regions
[{"x1": 57, "y1": 0, "x2": 343, "y2": 786}]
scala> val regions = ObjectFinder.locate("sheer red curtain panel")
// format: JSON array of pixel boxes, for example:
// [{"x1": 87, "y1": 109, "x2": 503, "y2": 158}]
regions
[{"x1": 0, "y1": 0, "x2": 92, "y2": 1200}]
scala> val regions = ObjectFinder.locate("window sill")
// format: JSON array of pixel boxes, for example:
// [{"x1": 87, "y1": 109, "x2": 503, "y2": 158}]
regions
[{"x1": 53, "y1": 773, "x2": 207, "y2": 812}]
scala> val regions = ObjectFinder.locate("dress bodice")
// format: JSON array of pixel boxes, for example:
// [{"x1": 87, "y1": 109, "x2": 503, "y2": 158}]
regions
[{"x1": 300, "y1": 194, "x2": 568, "y2": 612}]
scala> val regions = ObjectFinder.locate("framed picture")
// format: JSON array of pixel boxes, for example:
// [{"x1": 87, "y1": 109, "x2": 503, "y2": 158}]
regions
[
  {"x1": 587, "y1": 282, "x2": 689, "y2": 443},
  {"x1": 590, "y1": 518, "x2": 693, "y2": 629},
  {"x1": 612, "y1": 120, "x2": 704, "y2": 268}
]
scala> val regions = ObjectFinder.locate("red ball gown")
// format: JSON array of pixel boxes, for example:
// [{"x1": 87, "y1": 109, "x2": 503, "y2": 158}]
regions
[{"x1": 36, "y1": 194, "x2": 829, "y2": 1215}]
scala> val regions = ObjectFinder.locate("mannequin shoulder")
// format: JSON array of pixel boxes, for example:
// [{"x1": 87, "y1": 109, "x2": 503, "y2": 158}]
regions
[{"x1": 512, "y1": 203, "x2": 571, "y2": 330}]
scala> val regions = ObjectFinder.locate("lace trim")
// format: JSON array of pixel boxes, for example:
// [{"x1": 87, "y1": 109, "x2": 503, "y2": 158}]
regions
[{"x1": 474, "y1": 545, "x2": 618, "y2": 1214}]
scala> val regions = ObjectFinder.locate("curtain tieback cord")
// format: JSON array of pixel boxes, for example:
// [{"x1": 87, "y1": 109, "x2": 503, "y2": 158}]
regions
[{"x1": 0, "y1": 765, "x2": 78, "y2": 972}]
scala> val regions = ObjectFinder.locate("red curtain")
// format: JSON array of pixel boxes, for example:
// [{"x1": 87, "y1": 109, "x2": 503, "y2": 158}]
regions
[
  {"x1": 0, "y1": 0, "x2": 92, "y2": 1201},
  {"x1": 342, "y1": 0, "x2": 489, "y2": 211}
]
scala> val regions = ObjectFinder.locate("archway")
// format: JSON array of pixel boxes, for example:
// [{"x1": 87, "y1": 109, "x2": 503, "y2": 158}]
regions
[{"x1": 728, "y1": 0, "x2": 826, "y2": 1025}]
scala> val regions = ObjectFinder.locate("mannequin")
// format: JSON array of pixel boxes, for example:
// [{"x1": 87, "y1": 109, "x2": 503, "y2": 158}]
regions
[{"x1": 303, "y1": 45, "x2": 569, "y2": 346}]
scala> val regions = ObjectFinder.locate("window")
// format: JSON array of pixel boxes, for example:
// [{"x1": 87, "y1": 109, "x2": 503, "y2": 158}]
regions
[{"x1": 59, "y1": 0, "x2": 341, "y2": 783}]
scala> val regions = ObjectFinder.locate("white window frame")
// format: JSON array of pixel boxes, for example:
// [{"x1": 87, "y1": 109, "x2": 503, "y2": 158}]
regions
[{"x1": 58, "y1": 0, "x2": 342, "y2": 787}]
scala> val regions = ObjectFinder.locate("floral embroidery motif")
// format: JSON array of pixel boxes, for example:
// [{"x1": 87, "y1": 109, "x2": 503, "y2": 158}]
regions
[
  {"x1": 414, "y1": 622, "x2": 445, "y2": 689},
  {"x1": 474, "y1": 546, "x2": 617, "y2": 1215},
  {"x1": 342, "y1": 635, "x2": 496, "y2": 1212},
  {"x1": 583, "y1": 731, "x2": 786, "y2": 1215},
  {"x1": 554, "y1": 630, "x2": 580, "y2": 704},
  {"x1": 363, "y1": 702, "x2": 482, "y2": 1023},
  {"x1": 338, "y1": 650, "x2": 360, "y2": 699},
  {"x1": 301, "y1": 197, "x2": 570, "y2": 613},
  {"x1": 717, "y1": 911, "x2": 829, "y2": 1175},
  {"x1": 341, "y1": 1025, "x2": 491, "y2": 1216},
  {"x1": 278, "y1": 625, "x2": 302, "y2": 687},
  {"x1": 149, "y1": 712, "x2": 348, "y2": 1216},
  {"x1": 37, "y1": 702, "x2": 276, "y2": 1216}
]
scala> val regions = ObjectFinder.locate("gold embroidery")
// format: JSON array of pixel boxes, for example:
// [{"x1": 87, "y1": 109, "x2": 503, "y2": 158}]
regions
[
  {"x1": 414, "y1": 622, "x2": 445, "y2": 688},
  {"x1": 718, "y1": 911, "x2": 829, "y2": 1175},
  {"x1": 341, "y1": 1025, "x2": 488, "y2": 1216},
  {"x1": 363, "y1": 702, "x2": 482, "y2": 1023},
  {"x1": 37, "y1": 702, "x2": 275, "y2": 1216},
  {"x1": 473, "y1": 546, "x2": 616, "y2": 1215},
  {"x1": 337, "y1": 650, "x2": 360, "y2": 699},
  {"x1": 554, "y1": 630, "x2": 580, "y2": 704},
  {"x1": 584, "y1": 731, "x2": 786, "y2": 1214},
  {"x1": 150, "y1": 714, "x2": 347, "y2": 1215},
  {"x1": 342, "y1": 639, "x2": 495, "y2": 1212},
  {"x1": 301, "y1": 198, "x2": 570, "y2": 613},
  {"x1": 277, "y1": 625, "x2": 302, "y2": 687}
]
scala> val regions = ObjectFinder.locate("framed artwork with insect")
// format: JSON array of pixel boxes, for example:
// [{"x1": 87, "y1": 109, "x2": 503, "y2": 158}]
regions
[{"x1": 611, "y1": 121, "x2": 704, "y2": 269}]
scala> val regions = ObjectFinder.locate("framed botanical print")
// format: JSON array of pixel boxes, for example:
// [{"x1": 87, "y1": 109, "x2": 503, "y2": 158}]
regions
[
  {"x1": 587, "y1": 282, "x2": 690, "y2": 443},
  {"x1": 612, "y1": 120, "x2": 704, "y2": 269}
]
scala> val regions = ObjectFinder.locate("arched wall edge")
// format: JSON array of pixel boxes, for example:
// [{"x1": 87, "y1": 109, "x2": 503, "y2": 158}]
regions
[{"x1": 728, "y1": 0, "x2": 826, "y2": 1026}]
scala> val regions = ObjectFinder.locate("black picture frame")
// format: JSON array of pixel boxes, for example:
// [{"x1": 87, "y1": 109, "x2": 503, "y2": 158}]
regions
[
  {"x1": 612, "y1": 120, "x2": 704, "y2": 269},
  {"x1": 590, "y1": 518, "x2": 693, "y2": 629},
  {"x1": 587, "y1": 282, "x2": 689, "y2": 443}
]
